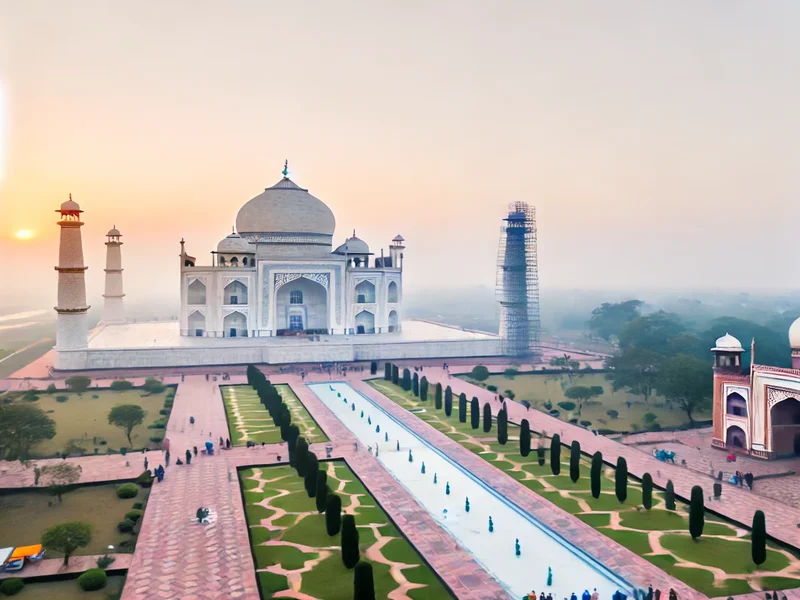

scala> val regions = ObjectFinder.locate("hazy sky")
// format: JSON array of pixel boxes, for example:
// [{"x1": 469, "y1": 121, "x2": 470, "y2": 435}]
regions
[{"x1": 0, "y1": 1, "x2": 798, "y2": 311}]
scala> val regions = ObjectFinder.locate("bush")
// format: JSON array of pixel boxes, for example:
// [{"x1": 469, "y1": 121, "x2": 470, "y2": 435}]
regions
[
  {"x1": 65, "y1": 376, "x2": 92, "y2": 393},
  {"x1": 470, "y1": 397, "x2": 480, "y2": 430},
  {"x1": 580, "y1": 420, "x2": 592, "y2": 427},
  {"x1": 116, "y1": 483, "x2": 139, "y2": 499},
  {"x1": 78, "y1": 568, "x2": 108, "y2": 591},
  {"x1": 503, "y1": 368, "x2": 518, "y2": 379},
  {"x1": 159, "y1": 409, "x2": 170, "y2": 415},
  {"x1": 458, "y1": 394, "x2": 467, "y2": 423},
  {"x1": 519, "y1": 419, "x2": 531, "y2": 457},
  {"x1": 615, "y1": 457, "x2": 628, "y2": 503},
  {"x1": 353, "y1": 560, "x2": 375, "y2": 600},
  {"x1": 689, "y1": 485, "x2": 704, "y2": 539},
  {"x1": 557, "y1": 401, "x2": 576, "y2": 411},
  {"x1": 0, "y1": 578, "x2": 24, "y2": 595},
  {"x1": 96, "y1": 555, "x2": 116, "y2": 569},
  {"x1": 56, "y1": 395, "x2": 69, "y2": 403},
  {"x1": 752, "y1": 510, "x2": 766, "y2": 566},
  {"x1": 149, "y1": 436, "x2": 164, "y2": 444},
  {"x1": 132, "y1": 502, "x2": 144, "y2": 510},
  {"x1": 665, "y1": 480, "x2": 676, "y2": 511},
  {"x1": 643, "y1": 412, "x2": 658, "y2": 423},
  {"x1": 606, "y1": 409, "x2": 619, "y2": 419},
  {"x1": 470, "y1": 365, "x2": 490, "y2": 381},
  {"x1": 497, "y1": 407, "x2": 508, "y2": 445},
  {"x1": 46, "y1": 384, "x2": 58, "y2": 394},
  {"x1": 591, "y1": 451, "x2": 602, "y2": 499},
  {"x1": 125, "y1": 509, "x2": 143, "y2": 522},
  {"x1": 142, "y1": 377, "x2": 166, "y2": 395},
  {"x1": 569, "y1": 441, "x2": 581, "y2": 483},
  {"x1": 326, "y1": 494, "x2": 342, "y2": 535},
  {"x1": 642, "y1": 473, "x2": 653, "y2": 510},
  {"x1": 550, "y1": 434, "x2": 561, "y2": 476},
  {"x1": 23, "y1": 390, "x2": 40, "y2": 402},
  {"x1": 91, "y1": 394, "x2": 99, "y2": 399},
  {"x1": 117, "y1": 519, "x2": 135, "y2": 533},
  {"x1": 110, "y1": 380, "x2": 134, "y2": 391},
  {"x1": 341, "y1": 514, "x2": 360, "y2": 568},
  {"x1": 548, "y1": 410, "x2": 560, "y2": 417},
  {"x1": 487, "y1": 385, "x2": 498, "y2": 392},
  {"x1": 543, "y1": 400, "x2": 552, "y2": 410}
]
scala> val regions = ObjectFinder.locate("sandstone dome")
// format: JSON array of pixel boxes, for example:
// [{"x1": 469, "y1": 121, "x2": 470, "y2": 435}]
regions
[
  {"x1": 789, "y1": 317, "x2": 800, "y2": 349},
  {"x1": 236, "y1": 177, "x2": 335, "y2": 238},
  {"x1": 217, "y1": 231, "x2": 253, "y2": 253}
]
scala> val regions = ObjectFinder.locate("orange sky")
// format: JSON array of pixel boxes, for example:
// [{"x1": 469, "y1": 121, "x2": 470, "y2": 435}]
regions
[{"x1": 0, "y1": 1, "x2": 798, "y2": 311}]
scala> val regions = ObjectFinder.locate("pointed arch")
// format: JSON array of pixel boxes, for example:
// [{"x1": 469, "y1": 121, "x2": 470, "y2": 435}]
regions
[
  {"x1": 355, "y1": 310, "x2": 375, "y2": 334},
  {"x1": 223, "y1": 310, "x2": 247, "y2": 337},
  {"x1": 388, "y1": 281, "x2": 399, "y2": 303},
  {"x1": 188, "y1": 310, "x2": 206, "y2": 336},
  {"x1": 188, "y1": 279, "x2": 206, "y2": 305}
]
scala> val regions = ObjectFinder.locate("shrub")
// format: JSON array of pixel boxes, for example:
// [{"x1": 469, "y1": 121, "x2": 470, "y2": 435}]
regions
[
  {"x1": 458, "y1": 394, "x2": 467, "y2": 423},
  {"x1": 110, "y1": 380, "x2": 134, "y2": 391},
  {"x1": 23, "y1": 390, "x2": 40, "y2": 402},
  {"x1": 557, "y1": 401, "x2": 576, "y2": 411},
  {"x1": 487, "y1": 385, "x2": 497, "y2": 392},
  {"x1": 615, "y1": 457, "x2": 628, "y2": 503},
  {"x1": 504, "y1": 389, "x2": 516, "y2": 400},
  {"x1": 65, "y1": 376, "x2": 92, "y2": 393},
  {"x1": 142, "y1": 377, "x2": 166, "y2": 394},
  {"x1": 590, "y1": 451, "x2": 602, "y2": 499},
  {"x1": 606, "y1": 409, "x2": 619, "y2": 419},
  {"x1": 549, "y1": 410, "x2": 560, "y2": 417},
  {"x1": 315, "y1": 473, "x2": 328, "y2": 513},
  {"x1": 159, "y1": 409, "x2": 170, "y2": 415},
  {"x1": 580, "y1": 420, "x2": 592, "y2": 427},
  {"x1": 96, "y1": 555, "x2": 116, "y2": 569},
  {"x1": 435, "y1": 384, "x2": 443, "y2": 410},
  {"x1": 543, "y1": 400, "x2": 552, "y2": 410},
  {"x1": 412, "y1": 373, "x2": 419, "y2": 396},
  {"x1": 149, "y1": 436, "x2": 163, "y2": 444},
  {"x1": 752, "y1": 510, "x2": 766, "y2": 566},
  {"x1": 497, "y1": 407, "x2": 508, "y2": 445},
  {"x1": 46, "y1": 384, "x2": 58, "y2": 394},
  {"x1": 689, "y1": 485, "x2": 704, "y2": 539},
  {"x1": 550, "y1": 434, "x2": 561, "y2": 475},
  {"x1": 519, "y1": 419, "x2": 531, "y2": 457},
  {"x1": 116, "y1": 483, "x2": 139, "y2": 499},
  {"x1": 401, "y1": 369, "x2": 411, "y2": 392},
  {"x1": 470, "y1": 365, "x2": 490, "y2": 381},
  {"x1": 0, "y1": 578, "x2": 24, "y2": 595},
  {"x1": 642, "y1": 473, "x2": 653, "y2": 510},
  {"x1": 341, "y1": 514, "x2": 360, "y2": 568},
  {"x1": 125, "y1": 509, "x2": 143, "y2": 522},
  {"x1": 117, "y1": 519, "x2": 135, "y2": 533},
  {"x1": 56, "y1": 395, "x2": 69, "y2": 403},
  {"x1": 326, "y1": 494, "x2": 342, "y2": 535},
  {"x1": 353, "y1": 560, "x2": 375, "y2": 600},
  {"x1": 132, "y1": 502, "x2": 144, "y2": 510},
  {"x1": 91, "y1": 394, "x2": 99, "y2": 399},
  {"x1": 569, "y1": 441, "x2": 580, "y2": 483},
  {"x1": 470, "y1": 397, "x2": 480, "y2": 430},
  {"x1": 482, "y1": 403, "x2": 492, "y2": 433},
  {"x1": 568, "y1": 418, "x2": 578, "y2": 424},
  {"x1": 78, "y1": 568, "x2": 108, "y2": 591},
  {"x1": 643, "y1": 412, "x2": 658, "y2": 423},
  {"x1": 665, "y1": 480, "x2": 676, "y2": 510},
  {"x1": 384, "y1": 363, "x2": 391, "y2": 380},
  {"x1": 444, "y1": 387, "x2": 453, "y2": 417},
  {"x1": 503, "y1": 368, "x2": 518, "y2": 379}
]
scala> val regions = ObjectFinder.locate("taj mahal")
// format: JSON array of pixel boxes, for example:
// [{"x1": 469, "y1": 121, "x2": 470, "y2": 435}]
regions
[{"x1": 53, "y1": 165, "x2": 503, "y2": 370}]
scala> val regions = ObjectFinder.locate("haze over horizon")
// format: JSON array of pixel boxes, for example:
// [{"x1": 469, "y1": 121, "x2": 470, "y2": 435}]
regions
[{"x1": 0, "y1": 1, "x2": 798, "y2": 309}]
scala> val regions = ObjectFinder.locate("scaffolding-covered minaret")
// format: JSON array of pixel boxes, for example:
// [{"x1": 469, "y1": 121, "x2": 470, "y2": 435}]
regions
[
  {"x1": 54, "y1": 194, "x2": 90, "y2": 353},
  {"x1": 496, "y1": 201, "x2": 540, "y2": 357},
  {"x1": 102, "y1": 226, "x2": 125, "y2": 323}
]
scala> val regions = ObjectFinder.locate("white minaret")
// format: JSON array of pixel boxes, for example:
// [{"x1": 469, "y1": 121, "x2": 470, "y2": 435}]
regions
[
  {"x1": 54, "y1": 194, "x2": 90, "y2": 351},
  {"x1": 102, "y1": 226, "x2": 125, "y2": 323}
]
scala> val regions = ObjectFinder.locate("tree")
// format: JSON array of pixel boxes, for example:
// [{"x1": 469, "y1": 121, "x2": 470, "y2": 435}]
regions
[
  {"x1": 665, "y1": 480, "x2": 676, "y2": 510},
  {"x1": 0, "y1": 404, "x2": 56, "y2": 461},
  {"x1": 65, "y1": 376, "x2": 92, "y2": 393},
  {"x1": 470, "y1": 397, "x2": 480, "y2": 430},
  {"x1": 482, "y1": 403, "x2": 492, "y2": 432},
  {"x1": 412, "y1": 372, "x2": 419, "y2": 396},
  {"x1": 752, "y1": 510, "x2": 766, "y2": 566},
  {"x1": 41, "y1": 522, "x2": 92, "y2": 566},
  {"x1": 658, "y1": 355, "x2": 712, "y2": 423},
  {"x1": 107, "y1": 405, "x2": 146, "y2": 445},
  {"x1": 564, "y1": 385, "x2": 603, "y2": 416},
  {"x1": 615, "y1": 457, "x2": 628, "y2": 503},
  {"x1": 391, "y1": 365, "x2": 399, "y2": 385},
  {"x1": 341, "y1": 514, "x2": 360, "y2": 568},
  {"x1": 402, "y1": 369, "x2": 411, "y2": 391},
  {"x1": 141, "y1": 377, "x2": 166, "y2": 394},
  {"x1": 420, "y1": 377, "x2": 429, "y2": 401},
  {"x1": 325, "y1": 494, "x2": 342, "y2": 535},
  {"x1": 304, "y1": 453, "x2": 319, "y2": 498},
  {"x1": 689, "y1": 485, "x2": 704, "y2": 540},
  {"x1": 295, "y1": 437, "x2": 309, "y2": 477},
  {"x1": 619, "y1": 311, "x2": 686, "y2": 353},
  {"x1": 470, "y1": 365, "x2": 490, "y2": 381},
  {"x1": 110, "y1": 380, "x2": 134, "y2": 391},
  {"x1": 606, "y1": 348, "x2": 661, "y2": 403},
  {"x1": 384, "y1": 363, "x2": 391, "y2": 380},
  {"x1": 353, "y1": 560, "x2": 376, "y2": 600},
  {"x1": 370, "y1": 361, "x2": 377, "y2": 375},
  {"x1": 434, "y1": 383, "x2": 443, "y2": 410},
  {"x1": 519, "y1": 419, "x2": 531, "y2": 457},
  {"x1": 549, "y1": 354, "x2": 581, "y2": 382},
  {"x1": 588, "y1": 300, "x2": 643, "y2": 341},
  {"x1": 590, "y1": 452, "x2": 602, "y2": 499},
  {"x1": 550, "y1": 434, "x2": 561, "y2": 475},
  {"x1": 458, "y1": 393, "x2": 467, "y2": 423},
  {"x1": 315, "y1": 472, "x2": 328, "y2": 513},
  {"x1": 497, "y1": 407, "x2": 508, "y2": 445},
  {"x1": 40, "y1": 463, "x2": 82, "y2": 502},
  {"x1": 444, "y1": 387, "x2": 453, "y2": 417},
  {"x1": 642, "y1": 473, "x2": 653, "y2": 510},
  {"x1": 569, "y1": 441, "x2": 581, "y2": 483}
]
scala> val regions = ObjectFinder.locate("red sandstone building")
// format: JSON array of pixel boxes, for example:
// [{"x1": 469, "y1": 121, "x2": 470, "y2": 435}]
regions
[{"x1": 712, "y1": 320, "x2": 800, "y2": 459}]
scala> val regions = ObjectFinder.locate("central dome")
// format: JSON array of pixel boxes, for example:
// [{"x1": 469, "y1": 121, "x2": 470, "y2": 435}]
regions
[{"x1": 236, "y1": 177, "x2": 335, "y2": 238}]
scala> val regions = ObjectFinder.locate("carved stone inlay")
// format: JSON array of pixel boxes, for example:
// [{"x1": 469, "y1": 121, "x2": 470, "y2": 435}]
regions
[
  {"x1": 274, "y1": 273, "x2": 329, "y2": 291},
  {"x1": 261, "y1": 264, "x2": 343, "y2": 328},
  {"x1": 244, "y1": 234, "x2": 331, "y2": 245},
  {"x1": 767, "y1": 387, "x2": 800, "y2": 409}
]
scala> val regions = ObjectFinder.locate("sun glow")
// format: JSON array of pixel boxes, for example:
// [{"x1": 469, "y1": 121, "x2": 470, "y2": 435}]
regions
[{"x1": 14, "y1": 229, "x2": 34, "y2": 240}]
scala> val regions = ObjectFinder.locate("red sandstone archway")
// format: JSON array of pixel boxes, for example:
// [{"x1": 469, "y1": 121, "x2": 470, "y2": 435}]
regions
[
  {"x1": 770, "y1": 397, "x2": 800, "y2": 457},
  {"x1": 726, "y1": 425, "x2": 746, "y2": 448}
]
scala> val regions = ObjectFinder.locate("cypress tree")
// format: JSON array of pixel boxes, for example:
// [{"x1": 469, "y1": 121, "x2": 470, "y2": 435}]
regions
[
  {"x1": 482, "y1": 403, "x2": 492, "y2": 432},
  {"x1": 519, "y1": 419, "x2": 531, "y2": 457},
  {"x1": 304, "y1": 452, "x2": 319, "y2": 498},
  {"x1": 444, "y1": 387, "x2": 453, "y2": 417},
  {"x1": 537, "y1": 445, "x2": 545, "y2": 466},
  {"x1": 752, "y1": 510, "x2": 766, "y2": 566},
  {"x1": 391, "y1": 365, "x2": 399, "y2": 385},
  {"x1": 569, "y1": 440, "x2": 581, "y2": 483},
  {"x1": 412, "y1": 372, "x2": 419, "y2": 396},
  {"x1": 315, "y1": 471, "x2": 328, "y2": 513},
  {"x1": 689, "y1": 485, "x2": 704, "y2": 540},
  {"x1": 550, "y1": 433, "x2": 561, "y2": 475},
  {"x1": 384, "y1": 363, "x2": 391, "y2": 380},
  {"x1": 470, "y1": 397, "x2": 480, "y2": 429},
  {"x1": 370, "y1": 361, "x2": 377, "y2": 375},
  {"x1": 402, "y1": 368, "x2": 411, "y2": 391},
  {"x1": 434, "y1": 383, "x2": 443, "y2": 410},
  {"x1": 325, "y1": 494, "x2": 342, "y2": 535},
  {"x1": 341, "y1": 514, "x2": 360, "y2": 568},
  {"x1": 590, "y1": 451, "x2": 602, "y2": 498},
  {"x1": 458, "y1": 393, "x2": 467, "y2": 423},
  {"x1": 615, "y1": 456, "x2": 628, "y2": 503},
  {"x1": 420, "y1": 377, "x2": 428, "y2": 401},
  {"x1": 665, "y1": 480, "x2": 676, "y2": 511},
  {"x1": 497, "y1": 407, "x2": 508, "y2": 445},
  {"x1": 287, "y1": 425, "x2": 300, "y2": 465},
  {"x1": 295, "y1": 437, "x2": 309, "y2": 477},
  {"x1": 353, "y1": 560, "x2": 376, "y2": 600},
  {"x1": 642, "y1": 472, "x2": 653, "y2": 510},
  {"x1": 277, "y1": 403, "x2": 291, "y2": 431}
]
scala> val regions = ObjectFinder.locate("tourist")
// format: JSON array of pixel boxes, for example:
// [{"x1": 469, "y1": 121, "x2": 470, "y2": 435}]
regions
[
  {"x1": 646, "y1": 585, "x2": 653, "y2": 600},
  {"x1": 591, "y1": 589, "x2": 599, "y2": 600},
  {"x1": 261, "y1": 442, "x2": 265, "y2": 448},
  {"x1": 583, "y1": 590, "x2": 591, "y2": 600},
  {"x1": 219, "y1": 436, "x2": 224, "y2": 447},
  {"x1": 527, "y1": 590, "x2": 535, "y2": 600},
  {"x1": 570, "y1": 593, "x2": 577, "y2": 600},
  {"x1": 189, "y1": 416, "x2": 195, "y2": 425},
  {"x1": 226, "y1": 438, "x2": 231, "y2": 449},
  {"x1": 193, "y1": 446, "x2": 198, "y2": 456}
]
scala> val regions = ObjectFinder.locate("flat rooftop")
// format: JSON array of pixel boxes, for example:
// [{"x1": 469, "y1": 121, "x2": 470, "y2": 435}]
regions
[{"x1": 88, "y1": 319, "x2": 499, "y2": 350}]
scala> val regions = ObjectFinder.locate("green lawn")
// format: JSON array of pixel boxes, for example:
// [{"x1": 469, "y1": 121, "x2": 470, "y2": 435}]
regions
[
  {"x1": 369, "y1": 378, "x2": 800, "y2": 598},
  {"x1": 0, "y1": 483, "x2": 147, "y2": 557},
  {"x1": 222, "y1": 385, "x2": 328, "y2": 446},
  {"x1": 459, "y1": 371, "x2": 711, "y2": 432},
  {"x1": 240, "y1": 462, "x2": 453, "y2": 599},
  {"x1": 4, "y1": 386, "x2": 173, "y2": 457}
]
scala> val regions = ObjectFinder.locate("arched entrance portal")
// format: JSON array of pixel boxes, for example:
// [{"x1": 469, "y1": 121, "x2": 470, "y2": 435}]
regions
[
  {"x1": 726, "y1": 425, "x2": 746, "y2": 448},
  {"x1": 355, "y1": 310, "x2": 375, "y2": 334},
  {"x1": 770, "y1": 397, "x2": 800, "y2": 457},
  {"x1": 275, "y1": 277, "x2": 328, "y2": 335}
]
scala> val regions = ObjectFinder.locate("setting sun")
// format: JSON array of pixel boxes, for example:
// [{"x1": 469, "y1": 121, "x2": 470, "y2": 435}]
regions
[{"x1": 14, "y1": 229, "x2": 35, "y2": 240}]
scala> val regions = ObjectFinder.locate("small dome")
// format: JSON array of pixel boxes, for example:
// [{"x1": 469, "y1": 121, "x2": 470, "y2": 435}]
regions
[
  {"x1": 236, "y1": 177, "x2": 335, "y2": 237},
  {"x1": 107, "y1": 227, "x2": 121, "y2": 236},
  {"x1": 789, "y1": 317, "x2": 800, "y2": 349},
  {"x1": 712, "y1": 332, "x2": 744, "y2": 352},
  {"x1": 392, "y1": 234, "x2": 405, "y2": 243},
  {"x1": 59, "y1": 194, "x2": 81, "y2": 212},
  {"x1": 217, "y1": 232, "x2": 253, "y2": 253},
  {"x1": 334, "y1": 231, "x2": 370, "y2": 255}
]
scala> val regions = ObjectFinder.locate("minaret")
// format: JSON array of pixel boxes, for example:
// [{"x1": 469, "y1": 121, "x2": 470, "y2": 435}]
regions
[
  {"x1": 102, "y1": 226, "x2": 125, "y2": 323},
  {"x1": 54, "y1": 194, "x2": 90, "y2": 351},
  {"x1": 389, "y1": 234, "x2": 405, "y2": 269}
]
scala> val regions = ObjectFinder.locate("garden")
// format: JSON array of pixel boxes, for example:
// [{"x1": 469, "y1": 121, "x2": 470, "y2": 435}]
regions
[
  {"x1": 0, "y1": 377, "x2": 174, "y2": 459},
  {"x1": 0, "y1": 574, "x2": 126, "y2": 599},
  {"x1": 369, "y1": 375, "x2": 800, "y2": 597},
  {"x1": 459, "y1": 369, "x2": 712, "y2": 433}
]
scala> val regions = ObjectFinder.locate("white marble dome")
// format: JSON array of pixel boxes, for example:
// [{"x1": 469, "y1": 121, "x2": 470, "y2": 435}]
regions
[
  {"x1": 236, "y1": 177, "x2": 335, "y2": 237},
  {"x1": 60, "y1": 196, "x2": 81, "y2": 212},
  {"x1": 712, "y1": 332, "x2": 744, "y2": 352},
  {"x1": 107, "y1": 227, "x2": 121, "y2": 236},
  {"x1": 217, "y1": 232, "x2": 253, "y2": 253},
  {"x1": 334, "y1": 232, "x2": 370, "y2": 255},
  {"x1": 789, "y1": 317, "x2": 800, "y2": 349}
]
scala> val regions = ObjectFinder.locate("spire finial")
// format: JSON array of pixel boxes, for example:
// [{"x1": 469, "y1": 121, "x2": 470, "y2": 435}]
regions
[
  {"x1": 282, "y1": 160, "x2": 289, "y2": 178},
  {"x1": 232, "y1": 225, "x2": 235, "y2": 233},
  {"x1": 352, "y1": 229, "x2": 356, "y2": 238},
  {"x1": 69, "y1": 193, "x2": 72, "y2": 201}
]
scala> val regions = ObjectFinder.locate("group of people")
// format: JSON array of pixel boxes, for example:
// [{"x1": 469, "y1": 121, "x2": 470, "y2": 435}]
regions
[
  {"x1": 527, "y1": 589, "x2": 599, "y2": 600},
  {"x1": 730, "y1": 470, "x2": 754, "y2": 489}
]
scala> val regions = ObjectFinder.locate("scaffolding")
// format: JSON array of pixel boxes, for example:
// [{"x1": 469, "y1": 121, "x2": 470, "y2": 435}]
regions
[{"x1": 496, "y1": 201, "x2": 540, "y2": 357}]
